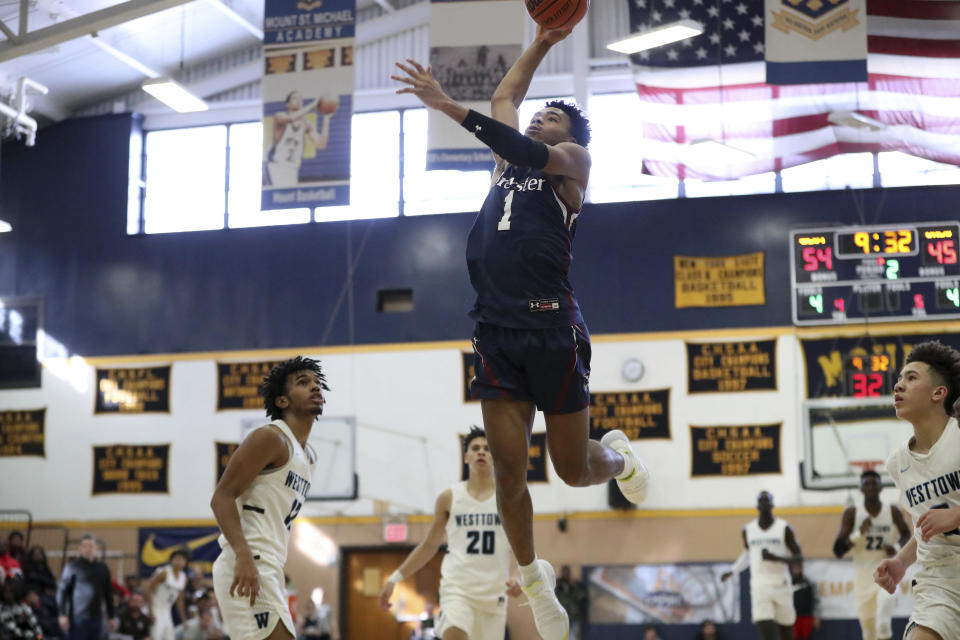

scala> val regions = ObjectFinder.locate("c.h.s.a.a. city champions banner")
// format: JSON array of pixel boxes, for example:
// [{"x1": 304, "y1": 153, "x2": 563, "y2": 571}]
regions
[{"x1": 262, "y1": 0, "x2": 355, "y2": 210}]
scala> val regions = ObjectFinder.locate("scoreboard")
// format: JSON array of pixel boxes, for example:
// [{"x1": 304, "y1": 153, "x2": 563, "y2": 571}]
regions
[{"x1": 791, "y1": 221, "x2": 960, "y2": 325}]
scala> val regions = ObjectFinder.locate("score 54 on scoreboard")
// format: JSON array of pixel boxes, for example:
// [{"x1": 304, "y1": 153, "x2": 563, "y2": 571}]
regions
[{"x1": 791, "y1": 222, "x2": 960, "y2": 325}]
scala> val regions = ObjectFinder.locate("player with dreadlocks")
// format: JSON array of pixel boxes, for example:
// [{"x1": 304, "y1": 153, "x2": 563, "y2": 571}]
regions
[
  {"x1": 211, "y1": 356, "x2": 328, "y2": 640},
  {"x1": 875, "y1": 341, "x2": 960, "y2": 640}
]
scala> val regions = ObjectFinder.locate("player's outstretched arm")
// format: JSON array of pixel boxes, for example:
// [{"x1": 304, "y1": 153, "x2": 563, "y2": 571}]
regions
[
  {"x1": 720, "y1": 530, "x2": 750, "y2": 582},
  {"x1": 874, "y1": 536, "x2": 917, "y2": 594},
  {"x1": 490, "y1": 25, "x2": 572, "y2": 129},
  {"x1": 377, "y1": 490, "x2": 452, "y2": 611},
  {"x1": 210, "y1": 427, "x2": 289, "y2": 606},
  {"x1": 832, "y1": 506, "x2": 857, "y2": 558},
  {"x1": 917, "y1": 505, "x2": 960, "y2": 541},
  {"x1": 275, "y1": 99, "x2": 320, "y2": 124}
]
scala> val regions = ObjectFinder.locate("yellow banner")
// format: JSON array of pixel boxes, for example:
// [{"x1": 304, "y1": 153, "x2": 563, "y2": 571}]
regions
[
  {"x1": 674, "y1": 252, "x2": 766, "y2": 308},
  {"x1": 771, "y1": 7, "x2": 860, "y2": 40}
]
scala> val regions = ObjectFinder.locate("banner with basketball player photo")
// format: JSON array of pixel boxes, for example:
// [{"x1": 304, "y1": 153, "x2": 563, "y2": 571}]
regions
[
  {"x1": 588, "y1": 390, "x2": 671, "y2": 441},
  {"x1": 427, "y1": 0, "x2": 524, "y2": 170},
  {"x1": 262, "y1": 0, "x2": 355, "y2": 210},
  {"x1": 0, "y1": 409, "x2": 45, "y2": 457},
  {"x1": 138, "y1": 526, "x2": 221, "y2": 578},
  {"x1": 764, "y1": 0, "x2": 867, "y2": 85},
  {"x1": 459, "y1": 431, "x2": 548, "y2": 482}
]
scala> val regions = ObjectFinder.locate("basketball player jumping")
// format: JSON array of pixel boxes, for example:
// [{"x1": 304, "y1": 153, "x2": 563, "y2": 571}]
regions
[
  {"x1": 265, "y1": 91, "x2": 336, "y2": 187},
  {"x1": 210, "y1": 356, "x2": 327, "y2": 640},
  {"x1": 874, "y1": 341, "x2": 960, "y2": 640},
  {"x1": 833, "y1": 469, "x2": 911, "y2": 640},
  {"x1": 721, "y1": 491, "x2": 802, "y2": 640},
  {"x1": 378, "y1": 426, "x2": 522, "y2": 640},
  {"x1": 146, "y1": 548, "x2": 189, "y2": 640},
  {"x1": 392, "y1": 23, "x2": 649, "y2": 640}
]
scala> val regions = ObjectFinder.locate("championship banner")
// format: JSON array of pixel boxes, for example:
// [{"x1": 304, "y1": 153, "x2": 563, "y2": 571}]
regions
[
  {"x1": 94, "y1": 366, "x2": 171, "y2": 414},
  {"x1": 674, "y1": 253, "x2": 765, "y2": 308},
  {"x1": 216, "y1": 442, "x2": 239, "y2": 482},
  {"x1": 138, "y1": 526, "x2": 221, "y2": 578},
  {"x1": 217, "y1": 360, "x2": 284, "y2": 410},
  {"x1": 800, "y1": 332, "x2": 960, "y2": 399},
  {"x1": 0, "y1": 409, "x2": 45, "y2": 457},
  {"x1": 687, "y1": 339, "x2": 777, "y2": 394},
  {"x1": 92, "y1": 444, "x2": 170, "y2": 495},
  {"x1": 460, "y1": 431, "x2": 547, "y2": 482},
  {"x1": 586, "y1": 562, "x2": 740, "y2": 624},
  {"x1": 427, "y1": 0, "x2": 523, "y2": 170},
  {"x1": 690, "y1": 424, "x2": 781, "y2": 477},
  {"x1": 462, "y1": 351, "x2": 478, "y2": 402},
  {"x1": 261, "y1": 0, "x2": 355, "y2": 210},
  {"x1": 765, "y1": 0, "x2": 867, "y2": 85},
  {"x1": 589, "y1": 389, "x2": 670, "y2": 441}
]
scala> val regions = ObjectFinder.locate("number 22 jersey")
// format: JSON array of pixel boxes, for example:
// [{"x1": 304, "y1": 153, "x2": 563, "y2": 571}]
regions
[{"x1": 440, "y1": 482, "x2": 511, "y2": 611}]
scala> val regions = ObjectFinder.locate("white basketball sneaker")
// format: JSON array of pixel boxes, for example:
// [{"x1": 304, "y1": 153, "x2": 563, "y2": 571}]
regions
[
  {"x1": 522, "y1": 559, "x2": 569, "y2": 640},
  {"x1": 601, "y1": 429, "x2": 650, "y2": 504}
]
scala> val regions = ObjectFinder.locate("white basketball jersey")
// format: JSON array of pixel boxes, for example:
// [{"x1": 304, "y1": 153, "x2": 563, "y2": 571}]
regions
[
  {"x1": 440, "y1": 482, "x2": 511, "y2": 611},
  {"x1": 886, "y1": 417, "x2": 960, "y2": 567},
  {"x1": 217, "y1": 420, "x2": 316, "y2": 567},
  {"x1": 151, "y1": 564, "x2": 186, "y2": 612},
  {"x1": 270, "y1": 121, "x2": 305, "y2": 169},
  {"x1": 851, "y1": 500, "x2": 896, "y2": 571},
  {"x1": 745, "y1": 518, "x2": 791, "y2": 587}
]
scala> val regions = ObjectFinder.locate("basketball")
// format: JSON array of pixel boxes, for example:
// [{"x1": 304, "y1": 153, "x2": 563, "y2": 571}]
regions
[
  {"x1": 525, "y1": 0, "x2": 589, "y2": 30},
  {"x1": 319, "y1": 97, "x2": 339, "y2": 115}
]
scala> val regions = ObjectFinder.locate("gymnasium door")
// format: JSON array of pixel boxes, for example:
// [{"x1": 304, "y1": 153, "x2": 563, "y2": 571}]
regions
[{"x1": 341, "y1": 546, "x2": 443, "y2": 640}]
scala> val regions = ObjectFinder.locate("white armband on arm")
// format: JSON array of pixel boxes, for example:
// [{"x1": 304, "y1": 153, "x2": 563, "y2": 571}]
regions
[
  {"x1": 731, "y1": 551, "x2": 749, "y2": 574},
  {"x1": 388, "y1": 570, "x2": 404, "y2": 584}
]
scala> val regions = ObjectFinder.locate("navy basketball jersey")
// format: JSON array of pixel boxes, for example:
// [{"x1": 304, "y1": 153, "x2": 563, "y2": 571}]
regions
[{"x1": 466, "y1": 164, "x2": 584, "y2": 329}]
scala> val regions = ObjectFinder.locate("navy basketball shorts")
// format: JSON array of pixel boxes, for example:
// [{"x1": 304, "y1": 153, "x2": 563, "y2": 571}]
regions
[{"x1": 470, "y1": 322, "x2": 591, "y2": 415}]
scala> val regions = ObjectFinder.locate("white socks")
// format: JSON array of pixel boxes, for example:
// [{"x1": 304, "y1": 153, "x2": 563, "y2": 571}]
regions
[{"x1": 519, "y1": 559, "x2": 542, "y2": 587}]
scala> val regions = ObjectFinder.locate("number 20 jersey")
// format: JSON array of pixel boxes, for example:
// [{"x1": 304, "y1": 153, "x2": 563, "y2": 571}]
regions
[
  {"x1": 440, "y1": 482, "x2": 511, "y2": 611},
  {"x1": 466, "y1": 164, "x2": 584, "y2": 329},
  {"x1": 216, "y1": 420, "x2": 316, "y2": 568}
]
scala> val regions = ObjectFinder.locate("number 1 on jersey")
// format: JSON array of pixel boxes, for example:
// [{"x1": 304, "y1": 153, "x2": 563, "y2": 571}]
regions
[{"x1": 497, "y1": 191, "x2": 515, "y2": 231}]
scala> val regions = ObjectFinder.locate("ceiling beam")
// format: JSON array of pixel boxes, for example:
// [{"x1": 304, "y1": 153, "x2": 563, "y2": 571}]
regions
[
  {"x1": 202, "y1": 0, "x2": 262, "y2": 40},
  {"x1": 0, "y1": 19, "x2": 16, "y2": 41},
  {"x1": 0, "y1": 0, "x2": 197, "y2": 63},
  {"x1": 18, "y1": 0, "x2": 27, "y2": 37}
]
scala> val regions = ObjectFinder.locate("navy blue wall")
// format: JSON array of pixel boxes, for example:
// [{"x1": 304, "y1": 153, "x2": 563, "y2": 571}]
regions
[{"x1": 3, "y1": 114, "x2": 960, "y2": 356}]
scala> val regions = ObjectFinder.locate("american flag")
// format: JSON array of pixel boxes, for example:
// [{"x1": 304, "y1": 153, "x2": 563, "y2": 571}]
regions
[{"x1": 629, "y1": 0, "x2": 960, "y2": 180}]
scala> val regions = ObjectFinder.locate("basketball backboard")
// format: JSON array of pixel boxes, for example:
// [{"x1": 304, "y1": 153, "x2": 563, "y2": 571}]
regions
[{"x1": 801, "y1": 398, "x2": 912, "y2": 490}]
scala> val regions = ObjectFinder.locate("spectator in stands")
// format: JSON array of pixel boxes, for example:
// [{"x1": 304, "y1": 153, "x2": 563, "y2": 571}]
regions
[
  {"x1": 25, "y1": 586, "x2": 63, "y2": 639},
  {"x1": 297, "y1": 598, "x2": 332, "y2": 640},
  {"x1": 790, "y1": 561, "x2": 820, "y2": 640},
  {"x1": 57, "y1": 534, "x2": 116, "y2": 640},
  {"x1": 1, "y1": 577, "x2": 43, "y2": 639},
  {"x1": 117, "y1": 592, "x2": 151, "y2": 640},
  {"x1": 23, "y1": 545, "x2": 57, "y2": 595},
  {"x1": 6, "y1": 533, "x2": 26, "y2": 565},
  {"x1": 693, "y1": 619, "x2": 725, "y2": 640},
  {"x1": 178, "y1": 609, "x2": 223, "y2": 640},
  {"x1": 0, "y1": 539, "x2": 23, "y2": 581},
  {"x1": 644, "y1": 625, "x2": 664, "y2": 640},
  {"x1": 555, "y1": 565, "x2": 587, "y2": 640}
]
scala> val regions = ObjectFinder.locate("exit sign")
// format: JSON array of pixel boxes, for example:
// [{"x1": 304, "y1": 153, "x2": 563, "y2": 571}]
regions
[{"x1": 384, "y1": 522, "x2": 408, "y2": 543}]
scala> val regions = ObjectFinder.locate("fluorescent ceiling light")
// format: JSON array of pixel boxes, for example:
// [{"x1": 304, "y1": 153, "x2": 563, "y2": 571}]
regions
[
  {"x1": 0, "y1": 219, "x2": 11, "y2": 232},
  {"x1": 688, "y1": 139, "x2": 756, "y2": 162},
  {"x1": 142, "y1": 79, "x2": 208, "y2": 113},
  {"x1": 827, "y1": 110, "x2": 886, "y2": 131},
  {"x1": 607, "y1": 19, "x2": 704, "y2": 55}
]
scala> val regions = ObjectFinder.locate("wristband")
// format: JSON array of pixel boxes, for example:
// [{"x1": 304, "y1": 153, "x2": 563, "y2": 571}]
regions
[
  {"x1": 848, "y1": 530, "x2": 862, "y2": 543},
  {"x1": 388, "y1": 570, "x2": 404, "y2": 584}
]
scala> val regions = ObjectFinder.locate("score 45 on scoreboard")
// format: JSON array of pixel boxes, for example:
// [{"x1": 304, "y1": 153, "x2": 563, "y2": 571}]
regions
[{"x1": 791, "y1": 222, "x2": 960, "y2": 325}]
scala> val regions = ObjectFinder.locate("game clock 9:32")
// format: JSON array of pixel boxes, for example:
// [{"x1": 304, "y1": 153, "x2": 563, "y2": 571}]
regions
[{"x1": 836, "y1": 229, "x2": 917, "y2": 258}]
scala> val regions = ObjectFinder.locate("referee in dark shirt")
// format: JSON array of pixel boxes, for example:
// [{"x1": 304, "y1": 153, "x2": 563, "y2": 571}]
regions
[{"x1": 56, "y1": 535, "x2": 116, "y2": 640}]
